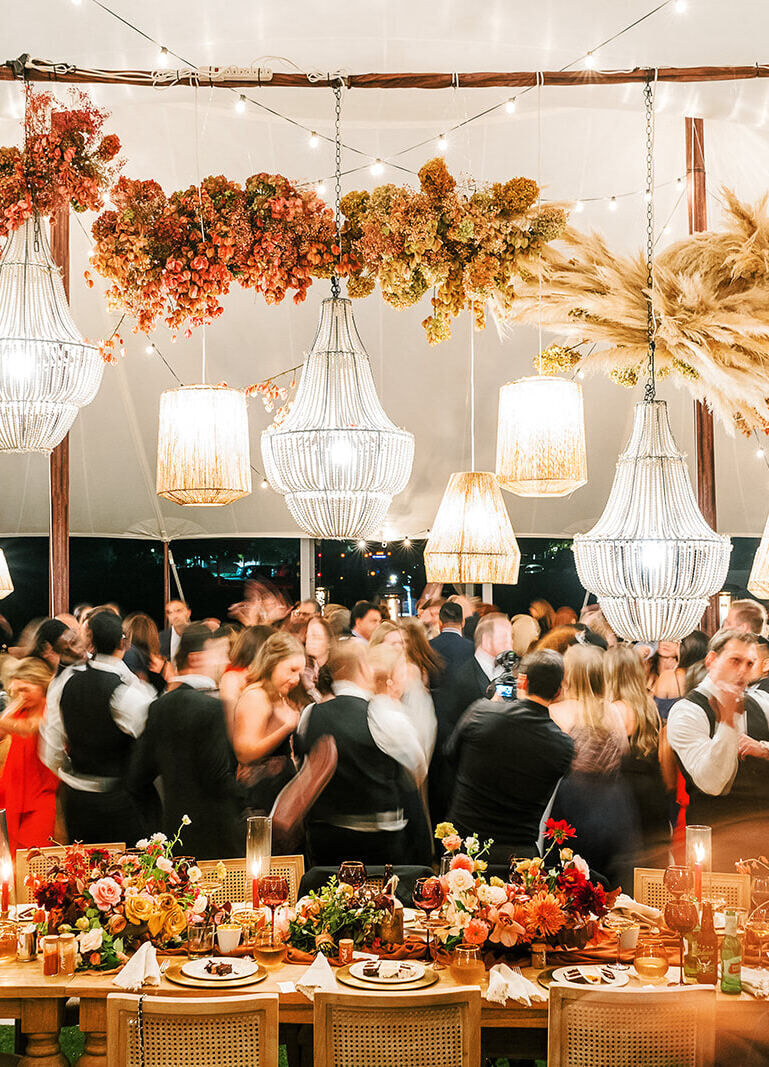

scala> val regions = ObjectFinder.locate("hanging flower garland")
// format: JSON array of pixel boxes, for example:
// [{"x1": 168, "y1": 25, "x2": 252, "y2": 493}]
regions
[
  {"x1": 341, "y1": 158, "x2": 567, "y2": 342},
  {"x1": 0, "y1": 87, "x2": 121, "y2": 238}
]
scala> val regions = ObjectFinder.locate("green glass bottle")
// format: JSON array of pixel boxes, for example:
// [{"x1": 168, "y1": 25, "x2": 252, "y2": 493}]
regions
[
  {"x1": 683, "y1": 914, "x2": 700, "y2": 984},
  {"x1": 721, "y1": 909, "x2": 742, "y2": 994}
]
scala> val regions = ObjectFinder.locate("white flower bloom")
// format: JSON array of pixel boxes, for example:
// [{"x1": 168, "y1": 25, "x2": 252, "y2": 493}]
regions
[
  {"x1": 187, "y1": 866, "x2": 202, "y2": 884},
  {"x1": 150, "y1": 832, "x2": 168, "y2": 845},
  {"x1": 192, "y1": 894, "x2": 208, "y2": 915},
  {"x1": 78, "y1": 927, "x2": 103, "y2": 953},
  {"x1": 181, "y1": 815, "x2": 191, "y2": 826},
  {"x1": 156, "y1": 856, "x2": 173, "y2": 873},
  {"x1": 464, "y1": 836, "x2": 479, "y2": 853},
  {"x1": 477, "y1": 883, "x2": 507, "y2": 907},
  {"x1": 135, "y1": 839, "x2": 149, "y2": 849},
  {"x1": 571, "y1": 854, "x2": 590, "y2": 879},
  {"x1": 446, "y1": 868, "x2": 474, "y2": 893}
]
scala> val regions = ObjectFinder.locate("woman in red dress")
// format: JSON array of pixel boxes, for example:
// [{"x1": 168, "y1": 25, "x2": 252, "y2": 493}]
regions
[{"x1": 0, "y1": 658, "x2": 58, "y2": 856}]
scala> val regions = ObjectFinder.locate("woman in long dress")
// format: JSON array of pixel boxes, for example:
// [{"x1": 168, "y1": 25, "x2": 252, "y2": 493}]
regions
[
  {"x1": 232, "y1": 633, "x2": 305, "y2": 816},
  {"x1": 0, "y1": 658, "x2": 59, "y2": 856}
]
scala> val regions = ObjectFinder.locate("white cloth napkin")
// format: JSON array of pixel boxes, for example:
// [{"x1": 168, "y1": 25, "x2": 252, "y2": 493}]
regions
[
  {"x1": 611, "y1": 893, "x2": 662, "y2": 925},
  {"x1": 741, "y1": 967, "x2": 769, "y2": 998},
  {"x1": 296, "y1": 952, "x2": 337, "y2": 1001},
  {"x1": 112, "y1": 942, "x2": 162, "y2": 991},
  {"x1": 484, "y1": 963, "x2": 547, "y2": 1006}
]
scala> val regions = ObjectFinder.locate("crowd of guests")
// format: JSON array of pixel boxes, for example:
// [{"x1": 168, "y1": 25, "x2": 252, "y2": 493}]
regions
[{"x1": 0, "y1": 588, "x2": 767, "y2": 893}]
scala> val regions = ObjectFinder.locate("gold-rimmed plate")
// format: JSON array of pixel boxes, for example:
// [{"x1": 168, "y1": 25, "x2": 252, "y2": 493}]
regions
[
  {"x1": 163, "y1": 960, "x2": 268, "y2": 990},
  {"x1": 335, "y1": 963, "x2": 439, "y2": 991}
]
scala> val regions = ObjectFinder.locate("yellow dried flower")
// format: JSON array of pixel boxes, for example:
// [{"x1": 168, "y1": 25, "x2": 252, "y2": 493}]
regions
[{"x1": 536, "y1": 343, "x2": 581, "y2": 376}]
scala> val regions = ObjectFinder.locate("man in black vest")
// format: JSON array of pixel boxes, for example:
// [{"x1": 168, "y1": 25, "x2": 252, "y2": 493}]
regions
[
  {"x1": 40, "y1": 611, "x2": 154, "y2": 845},
  {"x1": 668, "y1": 629, "x2": 769, "y2": 869},
  {"x1": 299, "y1": 640, "x2": 419, "y2": 867},
  {"x1": 430, "y1": 601, "x2": 474, "y2": 682},
  {"x1": 158, "y1": 599, "x2": 191, "y2": 663},
  {"x1": 447, "y1": 650, "x2": 574, "y2": 864},
  {"x1": 128, "y1": 624, "x2": 240, "y2": 860}
]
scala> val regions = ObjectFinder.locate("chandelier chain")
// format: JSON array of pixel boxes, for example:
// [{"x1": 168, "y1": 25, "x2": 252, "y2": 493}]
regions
[
  {"x1": 331, "y1": 83, "x2": 342, "y2": 299},
  {"x1": 643, "y1": 79, "x2": 656, "y2": 403}
]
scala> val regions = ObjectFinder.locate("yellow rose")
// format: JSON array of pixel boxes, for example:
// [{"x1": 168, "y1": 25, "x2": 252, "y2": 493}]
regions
[
  {"x1": 215, "y1": 861, "x2": 227, "y2": 882},
  {"x1": 147, "y1": 910, "x2": 165, "y2": 938},
  {"x1": 474, "y1": 860, "x2": 487, "y2": 873},
  {"x1": 156, "y1": 893, "x2": 176, "y2": 914},
  {"x1": 515, "y1": 860, "x2": 532, "y2": 874},
  {"x1": 490, "y1": 876, "x2": 505, "y2": 888},
  {"x1": 162, "y1": 906, "x2": 187, "y2": 940},
  {"x1": 125, "y1": 894, "x2": 156, "y2": 926},
  {"x1": 434, "y1": 822, "x2": 458, "y2": 840},
  {"x1": 560, "y1": 848, "x2": 573, "y2": 862}
]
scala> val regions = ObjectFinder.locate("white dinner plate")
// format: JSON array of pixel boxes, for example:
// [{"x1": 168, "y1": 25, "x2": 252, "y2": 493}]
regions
[
  {"x1": 551, "y1": 964, "x2": 629, "y2": 989},
  {"x1": 349, "y1": 959, "x2": 426, "y2": 984},
  {"x1": 181, "y1": 956, "x2": 259, "y2": 981}
]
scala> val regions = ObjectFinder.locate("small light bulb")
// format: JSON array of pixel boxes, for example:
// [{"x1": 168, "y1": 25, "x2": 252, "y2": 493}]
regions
[
  {"x1": 145, "y1": 344, "x2": 153, "y2": 355},
  {"x1": 576, "y1": 369, "x2": 585, "y2": 380},
  {"x1": 574, "y1": 200, "x2": 584, "y2": 213},
  {"x1": 71, "y1": 0, "x2": 82, "y2": 5},
  {"x1": 504, "y1": 98, "x2": 516, "y2": 114},
  {"x1": 309, "y1": 131, "x2": 320, "y2": 148},
  {"x1": 158, "y1": 47, "x2": 169, "y2": 67},
  {"x1": 757, "y1": 448, "x2": 765, "y2": 459},
  {"x1": 674, "y1": 0, "x2": 686, "y2": 12},
  {"x1": 437, "y1": 134, "x2": 448, "y2": 152},
  {"x1": 261, "y1": 478, "x2": 268, "y2": 489},
  {"x1": 316, "y1": 181, "x2": 326, "y2": 196},
  {"x1": 585, "y1": 51, "x2": 597, "y2": 69},
  {"x1": 676, "y1": 177, "x2": 684, "y2": 189},
  {"x1": 403, "y1": 537, "x2": 411, "y2": 547},
  {"x1": 370, "y1": 159, "x2": 384, "y2": 176},
  {"x1": 235, "y1": 95, "x2": 246, "y2": 114},
  {"x1": 609, "y1": 196, "x2": 618, "y2": 211},
  {"x1": 663, "y1": 224, "x2": 671, "y2": 235},
  {"x1": 644, "y1": 190, "x2": 652, "y2": 203},
  {"x1": 357, "y1": 539, "x2": 366, "y2": 550}
]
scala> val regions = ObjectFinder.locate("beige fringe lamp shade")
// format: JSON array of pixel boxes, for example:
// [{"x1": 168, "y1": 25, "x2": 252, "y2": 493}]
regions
[
  {"x1": 0, "y1": 551, "x2": 12, "y2": 599},
  {"x1": 156, "y1": 384, "x2": 252, "y2": 506},
  {"x1": 424, "y1": 471, "x2": 521, "y2": 584},
  {"x1": 748, "y1": 512, "x2": 769, "y2": 599},
  {"x1": 496, "y1": 375, "x2": 587, "y2": 497}
]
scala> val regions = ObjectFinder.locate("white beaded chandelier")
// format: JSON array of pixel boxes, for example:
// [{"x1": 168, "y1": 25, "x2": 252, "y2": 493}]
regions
[
  {"x1": 261, "y1": 85, "x2": 414, "y2": 538},
  {"x1": 0, "y1": 215, "x2": 104, "y2": 452},
  {"x1": 573, "y1": 83, "x2": 730, "y2": 641}
]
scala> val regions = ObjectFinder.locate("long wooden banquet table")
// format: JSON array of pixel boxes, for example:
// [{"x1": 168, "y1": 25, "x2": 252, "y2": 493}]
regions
[{"x1": 1, "y1": 955, "x2": 768, "y2": 1066}]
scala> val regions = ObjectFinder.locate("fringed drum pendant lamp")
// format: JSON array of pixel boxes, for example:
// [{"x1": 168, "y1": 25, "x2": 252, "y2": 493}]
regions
[
  {"x1": 573, "y1": 83, "x2": 730, "y2": 641},
  {"x1": 425, "y1": 309, "x2": 520, "y2": 585},
  {"x1": 261, "y1": 84, "x2": 414, "y2": 538},
  {"x1": 496, "y1": 373, "x2": 587, "y2": 497},
  {"x1": 156, "y1": 384, "x2": 252, "y2": 506},
  {"x1": 0, "y1": 215, "x2": 104, "y2": 452},
  {"x1": 748, "y1": 513, "x2": 769, "y2": 599},
  {"x1": 0, "y1": 551, "x2": 13, "y2": 599}
]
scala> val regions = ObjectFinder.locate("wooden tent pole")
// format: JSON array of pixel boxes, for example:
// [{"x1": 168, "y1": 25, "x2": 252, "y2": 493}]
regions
[
  {"x1": 48, "y1": 209, "x2": 70, "y2": 618},
  {"x1": 162, "y1": 540, "x2": 170, "y2": 616},
  {"x1": 686, "y1": 116, "x2": 719, "y2": 634}
]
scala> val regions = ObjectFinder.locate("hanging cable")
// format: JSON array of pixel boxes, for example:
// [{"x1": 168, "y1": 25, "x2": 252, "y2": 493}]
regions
[
  {"x1": 470, "y1": 301, "x2": 475, "y2": 472},
  {"x1": 643, "y1": 78, "x2": 657, "y2": 402},
  {"x1": 331, "y1": 82, "x2": 343, "y2": 299}
]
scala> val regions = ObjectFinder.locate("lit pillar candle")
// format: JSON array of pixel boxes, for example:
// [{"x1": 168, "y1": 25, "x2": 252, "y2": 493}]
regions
[
  {"x1": 251, "y1": 864, "x2": 260, "y2": 909},
  {"x1": 1, "y1": 861, "x2": 11, "y2": 916},
  {"x1": 694, "y1": 843, "x2": 704, "y2": 902}
]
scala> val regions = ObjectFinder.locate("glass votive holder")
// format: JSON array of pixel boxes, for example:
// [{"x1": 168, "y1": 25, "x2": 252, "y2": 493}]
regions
[
  {"x1": 0, "y1": 921, "x2": 15, "y2": 965},
  {"x1": 186, "y1": 921, "x2": 215, "y2": 959},
  {"x1": 449, "y1": 944, "x2": 486, "y2": 985},
  {"x1": 42, "y1": 935, "x2": 59, "y2": 977},
  {"x1": 686, "y1": 825, "x2": 712, "y2": 872},
  {"x1": 58, "y1": 932, "x2": 76, "y2": 977}
]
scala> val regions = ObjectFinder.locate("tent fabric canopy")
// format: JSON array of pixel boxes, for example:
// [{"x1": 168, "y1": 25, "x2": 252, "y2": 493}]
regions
[{"x1": 1, "y1": 0, "x2": 767, "y2": 541}]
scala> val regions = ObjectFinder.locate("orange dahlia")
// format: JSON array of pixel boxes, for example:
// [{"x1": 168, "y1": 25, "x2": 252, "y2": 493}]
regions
[{"x1": 527, "y1": 891, "x2": 566, "y2": 937}]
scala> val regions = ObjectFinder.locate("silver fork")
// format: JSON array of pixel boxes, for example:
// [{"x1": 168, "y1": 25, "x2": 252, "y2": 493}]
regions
[{"x1": 160, "y1": 960, "x2": 170, "y2": 977}]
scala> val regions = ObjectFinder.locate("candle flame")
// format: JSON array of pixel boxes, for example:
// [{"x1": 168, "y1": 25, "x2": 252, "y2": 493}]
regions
[{"x1": 694, "y1": 843, "x2": 706, "y2": 863}]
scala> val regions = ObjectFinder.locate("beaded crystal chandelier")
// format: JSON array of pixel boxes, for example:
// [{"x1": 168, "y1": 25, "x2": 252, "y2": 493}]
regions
[
  {"x1": 156, "y1": 384, "x2": 252, "y2": 506},
  {"x1": 0, "y1": 551, "x2": 12, "y2": 599},
  {"x1": 261, "y1": 85, "x2": 414, "y2": 538},
  {"x1": 0, "y1": 215, "x2": 104, "y2": 452},
  {"x1": 496, "y1": 373, "x2": 587, "y2": 497},
  {"x1": 573, "y1": 84, "x2": 730, "y2": 641},
  {"x1": 748, "y1": 511, "x2": 769, "y2": 599}
]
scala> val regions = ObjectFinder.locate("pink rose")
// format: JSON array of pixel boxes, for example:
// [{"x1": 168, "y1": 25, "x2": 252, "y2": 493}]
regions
[
  {"x1": 156, "y1": 856, "x2": 173, "y2": 874},
  {"x1": 442, "y1": 834, "x2": 462, "y2": 852},
  {"x1": 570, "y1": 854, "x2": 590, "y2": 879},
  {"x1": 90, "y1": 877, "x2": 122, "y2": 912},
  {"x1": 450, "y1": 853, "x2": 475, "y2": 874},
  {"x1": 488, "y1": 902, "x2": 526, "y2": 948},
  {"x1": 463, "y1": 918, "x2": 490, "y2": 947}
]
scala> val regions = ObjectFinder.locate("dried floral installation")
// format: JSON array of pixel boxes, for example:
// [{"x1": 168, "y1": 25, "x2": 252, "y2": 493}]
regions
[{"x1": 496, "y1": 190, "x2": 769, "y2": 434}]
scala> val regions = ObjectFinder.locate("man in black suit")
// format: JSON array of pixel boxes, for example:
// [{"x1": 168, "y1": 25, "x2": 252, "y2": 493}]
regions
[
  {"x1": 430, "y1": 612, "x2": 514, "y2": 825},
  {"x1": 158, "y1": 599, "x2": 191, "y2": 663},
  {"x1": 128, "y1": 623, "x2": 241, "y2": 860},
  {"x1": 430, "y1": 602, "x2": 474, "y2": 682},
  {"x1": 447, "y1": 649, "x2": 574, "y2": 863}
]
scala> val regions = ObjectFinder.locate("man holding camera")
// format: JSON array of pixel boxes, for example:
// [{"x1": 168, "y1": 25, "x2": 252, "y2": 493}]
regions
[{"x1": 446, "y1": 650, "x2": 575, "y2": 864}]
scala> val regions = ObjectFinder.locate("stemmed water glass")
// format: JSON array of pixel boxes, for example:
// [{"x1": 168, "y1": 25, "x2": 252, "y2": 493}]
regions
[
  {"x1": 413, "y1": 876, "x2": 446, "y2": 968},
  {"x1": 663, "y1": 865, "x2": 697, "y2": 985},
  {"x1": 258, "y1": 875, "x2": 289, "y2": 947}
]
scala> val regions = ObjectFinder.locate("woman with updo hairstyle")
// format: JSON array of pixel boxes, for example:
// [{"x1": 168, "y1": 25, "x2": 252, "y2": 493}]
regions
[
  {"x1": 550, "y1": 645, "x2": 639, "y2": 891},
  {"x1": 232, "y1": 632, "x2": 305, "y2": 814},
  {"x1": 0, "y1": 658, "x2": 59, "y2": 855},
  {"x1": 220, "y1": 625, "x2": 274, "y2": 733}
]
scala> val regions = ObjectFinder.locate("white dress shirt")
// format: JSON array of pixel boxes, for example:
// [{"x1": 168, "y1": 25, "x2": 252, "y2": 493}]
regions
[
  {"x1": 475, "y1": 648, "x2": 502, "y2": 681},
  {"x1": 168, "y1": 674, "x2": 217, "y2": 692},
  {"x1": 667, "y1": 676, "x2": 769, "y2": 796},
  {"x1": 40, "y1": 654, "x2": 155, "y2": 792},
  {"x1": 170, "y1": 627, "x2": 182, "y2": 662}
]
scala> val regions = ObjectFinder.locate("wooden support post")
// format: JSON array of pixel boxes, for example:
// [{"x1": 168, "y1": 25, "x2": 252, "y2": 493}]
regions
[
  {"x1": 48, "y1": 209, "x2": 70, "y2": 617},
  {"x1": 686, "y1": 117, "x2": 719, "y2": 635},
  {"x1": 162, "y1": 540, "x2": 170, "y2": 614}
]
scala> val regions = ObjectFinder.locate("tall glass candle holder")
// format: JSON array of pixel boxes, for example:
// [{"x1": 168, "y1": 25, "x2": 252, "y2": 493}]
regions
[
  {"x1": 686, "y1": 825, "x2": 712, "y2": 902},
  {"x1": 246, "y1": 815, "x2": 272, "y2": 908}
]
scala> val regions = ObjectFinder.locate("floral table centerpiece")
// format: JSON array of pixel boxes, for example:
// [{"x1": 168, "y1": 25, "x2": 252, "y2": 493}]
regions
[
  {"x1": 27, "y1": 818, "x2": 227, "y2": 971},
  {"x1": 434, "y1": 819, "x2": 616, "y2": 957},
  {"x1": 287, "y1": 877, "x2": 392, "y2": 957}
]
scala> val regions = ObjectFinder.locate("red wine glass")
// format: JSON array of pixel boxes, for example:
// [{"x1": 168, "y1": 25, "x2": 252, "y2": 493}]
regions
[
  {"x1": 663, "y1": 865, "x2": 693, "y2": 900},
  {"x1": 338, "y1": 861, "x2": 367, "y2": 893},
  {"x1": 413, "y1": 876, "x2": 446, "y2": 967},
  {"x1": 664, "y1": 897, "x2": 698, "y2": 984},
  {"x1": 258, "y1": 875, "x2": 289, "y2": 947}
]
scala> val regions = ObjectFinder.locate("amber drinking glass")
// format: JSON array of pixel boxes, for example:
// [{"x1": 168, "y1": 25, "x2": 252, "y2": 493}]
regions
[
  {"x1": 633, "y1": 937, "x2": 669, "y2": 983},
  {"x1": 258, "y1": 875, "x2": 289, "y2": 947},
  {"x1": 449, "y1": 945, "x2": 485, "y2": 985}
]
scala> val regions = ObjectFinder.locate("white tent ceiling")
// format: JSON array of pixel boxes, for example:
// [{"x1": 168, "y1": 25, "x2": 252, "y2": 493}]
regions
[{"x1": 2, "y1": 0, "x2": 769, "y2": 540}]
